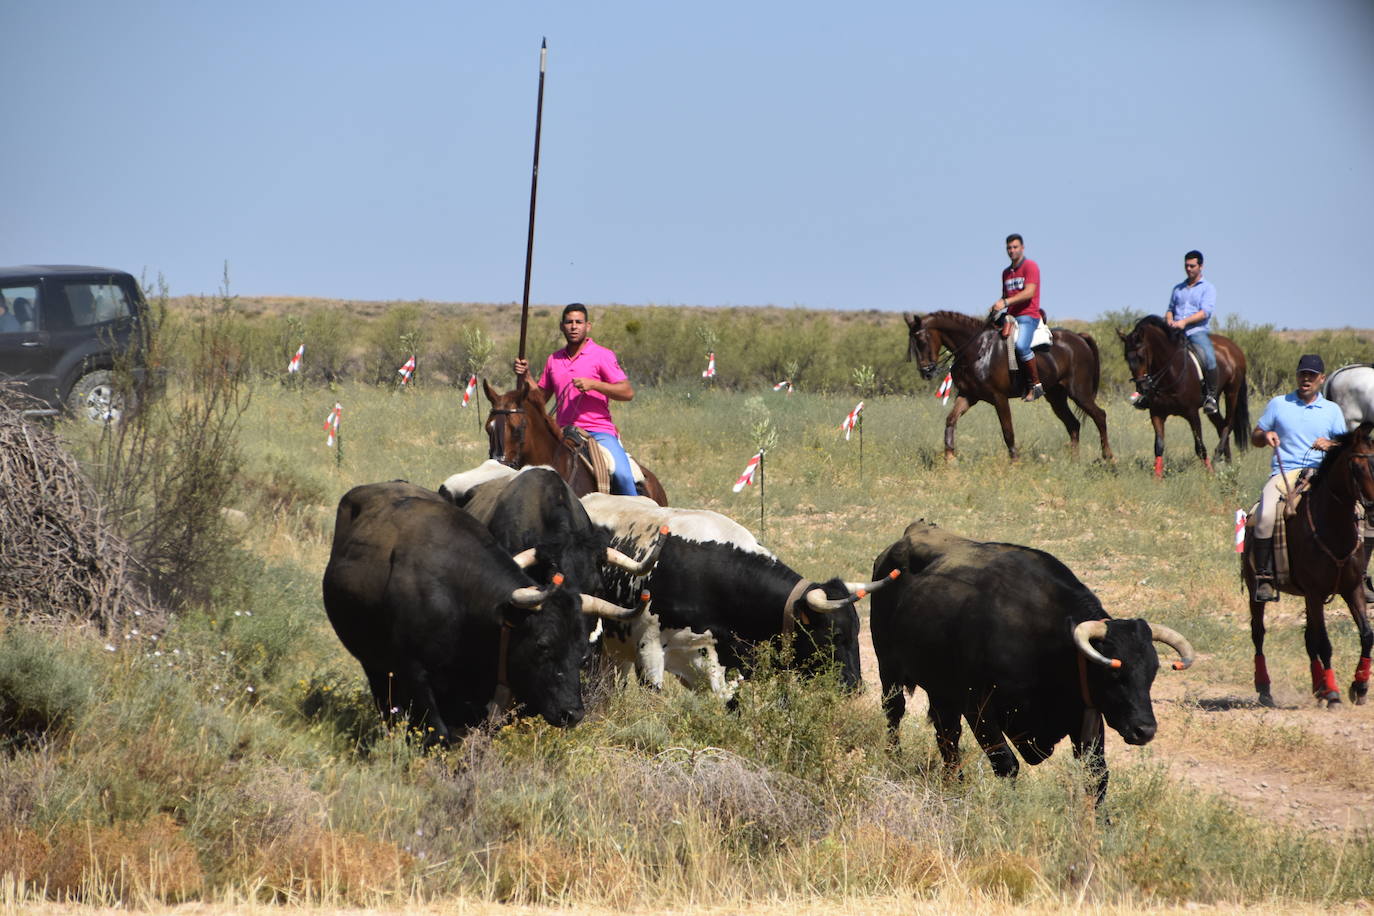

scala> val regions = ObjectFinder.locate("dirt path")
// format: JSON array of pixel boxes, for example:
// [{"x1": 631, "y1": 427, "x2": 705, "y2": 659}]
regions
[{"x1": 857, "y1": 635, "x2": 1374, "y2": 834}]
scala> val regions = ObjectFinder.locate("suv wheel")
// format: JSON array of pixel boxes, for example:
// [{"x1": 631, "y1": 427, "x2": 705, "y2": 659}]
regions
[{"x1": 67, "y1": 370, "x2": 133, "y2": 423}]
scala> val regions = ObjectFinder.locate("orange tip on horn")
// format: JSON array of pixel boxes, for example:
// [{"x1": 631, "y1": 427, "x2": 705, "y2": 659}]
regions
[
  {"x1": 1172, "y1": 661, "x2": 1186, "y2": 670},
  {"x1": 855, "y1": 588, "x2": 867, "y2": 599},
  {"x1": 639, "y1": 590, "x2": 651, "y2": 602},
  {"x1": 1110, "y1": 659, "x2": 1122, "y2": 669},
  {"x1": 659, "y1": 525, "x2": 670, "y2": 535},
  {"x1": 888, "y1": 569, "x2": 900, "y2": 579},
  {"x1": 552, "y1": 573, "x2": 565, "y2": 586}
]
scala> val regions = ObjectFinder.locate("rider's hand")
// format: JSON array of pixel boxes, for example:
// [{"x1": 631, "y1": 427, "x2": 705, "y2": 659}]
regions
[
  {"x1": 572, "y1": 377, "x2": 596, "y2": 393},
  {"x1": 1314, "y1": 437, "x2": 1335, "y2": 451},
  {"x1": 1264, "y1": 431, "x2": 1280, "y2": 449},
  {"x1": 513, "y1": 357, "x2": 528, "y2": 377}
]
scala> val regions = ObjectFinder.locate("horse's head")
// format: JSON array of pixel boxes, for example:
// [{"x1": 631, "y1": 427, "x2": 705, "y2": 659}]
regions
[
  {"x1": 1120, "y1": 316, "x2": 1174, "y2": 396},
  {"x1": 484, "y1": 379, "x2": 551, "y2": 468},
  {"x1": 904, "y1": 313, "x2": 941, "y2": 380},
  {"x1": 1348, "y1": 422, "x2": 1374, "y2": 506}
]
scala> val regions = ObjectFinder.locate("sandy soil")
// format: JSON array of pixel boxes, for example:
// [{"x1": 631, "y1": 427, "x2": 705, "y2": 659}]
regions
[{"x1": 856, "y1": 634, "x2": 1374, "y2": 835}]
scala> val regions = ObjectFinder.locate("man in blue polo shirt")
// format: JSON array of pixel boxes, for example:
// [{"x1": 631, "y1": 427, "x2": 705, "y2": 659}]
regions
[
  {"x1": 1165, "y1": 250, "x2": 1219, "y2": 416},
  {"x1": 1249, "y1": 353, "x2": 1350, "y2": 601}
]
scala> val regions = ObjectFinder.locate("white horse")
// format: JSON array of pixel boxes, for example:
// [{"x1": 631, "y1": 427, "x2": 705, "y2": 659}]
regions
[
  {"x1": 1325, "y1": 364, "x2": 1374, "y2": 430},
  {"x1": 1324, "y1": 363, "x2": 1374, "y2": 600}
]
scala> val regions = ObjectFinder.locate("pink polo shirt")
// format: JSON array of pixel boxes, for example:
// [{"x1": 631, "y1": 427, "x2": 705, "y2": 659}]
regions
[{"x1": 535, "y1": 338, "x2": 627, "y2": 435}]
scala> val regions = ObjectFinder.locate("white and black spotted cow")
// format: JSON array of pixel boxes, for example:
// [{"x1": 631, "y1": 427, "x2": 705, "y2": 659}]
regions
[{"x1": 579, "y1": 493, "x2": 897, "y2": 698}]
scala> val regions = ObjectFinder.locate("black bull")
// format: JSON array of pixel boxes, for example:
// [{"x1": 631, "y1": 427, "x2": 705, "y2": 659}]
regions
[
  {"x1": 322, "y1": 481, "x2": 640, "y2": 742},
  {"x1": 870, "y1": 520, "x2": 1194, "y2": 802}
]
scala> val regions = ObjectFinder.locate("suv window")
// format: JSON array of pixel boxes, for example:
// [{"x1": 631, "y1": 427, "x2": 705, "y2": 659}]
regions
[
  {"x1": 48, "y1": 281, "x2": 134, "y2": 330},
  {"x1": 0, "y1": 285, "x2": 39, "y2": 333}
]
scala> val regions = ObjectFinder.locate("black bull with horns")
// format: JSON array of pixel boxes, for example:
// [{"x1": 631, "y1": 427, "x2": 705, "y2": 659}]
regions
[
  {"x1": 870, "y1": 520, "x2": 1194, "y2": 803},
  {"x1": 322, "y1": 481, "x2": 644, "y2": 743}
]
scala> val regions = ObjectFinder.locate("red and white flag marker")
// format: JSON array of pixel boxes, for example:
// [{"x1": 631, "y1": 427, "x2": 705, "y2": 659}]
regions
[
  {"x1": 773, "y1": 379, "x2": 793, "y2": 393},
  {"x1": 323, "y1": 403, "x2": 343, "y2": 447},
  {"x1": 840, "y1": 401, "x2": 864, "y2": 441},
  {"x1": 935, "y1": 372, "x2": 953, "y2": 405},
  {"x1": 702, "y1": 352, "x2": 716, "y2": 378},
  {"x1": 461, "y1": 374, "x2": 478, "y2": 407},
  {"x1": 1234, "y1": 509, "x2": 1247, "y2": 553},
  {"x1": 287, "y1": 344, "x2": 304, "y2": 374},
  {"x1": 397, "y1": 356, "x2": 416, "y2": 385},
  {"x1": 733, "y1": 450, "x2": 763, "y2": 492}
]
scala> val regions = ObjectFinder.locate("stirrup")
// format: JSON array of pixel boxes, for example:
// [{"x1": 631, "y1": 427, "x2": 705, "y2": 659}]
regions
[
  {"x1": 1254, "y1": 579, "x2": 1279, "y2": 603},
  {"x1": 1202, "y1": 395, "x2": 1219, "y2": 416},
  {"x1": 1023, "y1": 383, "x2": 1043, "y2": 402}
]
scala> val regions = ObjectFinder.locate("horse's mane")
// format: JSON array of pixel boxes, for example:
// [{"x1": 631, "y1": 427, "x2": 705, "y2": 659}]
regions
[
  {"x1": 921, "y1": 310, "x2": 985, "y2": 331},
  {"x1": 1308, "y1": 426, "x2": 1369, "y2": 489},
  {"x1": 1134, "y1": 314, "x2": 1170, "y2": 334}
]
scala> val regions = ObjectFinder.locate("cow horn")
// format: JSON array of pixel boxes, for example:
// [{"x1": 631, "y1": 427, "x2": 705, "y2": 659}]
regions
[
  {"x1": 605, "y1": 525, "x2": 670, "y2": 575},
  {"x1": 1149, "y1": 623, "x2": 1196, "y2": 671},
  {"x1": 511, "y1": 547, "x2": 538, "y2": 569},
  {"x1": 805, "y1": 587, "x2": 858, "y2": 613},
  {"x1": 509, "y1": 573, "x2": 564, "y2": 609},
  {"x1": 579, "y1": 589, "x2": 650, "y2": 621},
  {"x1": 843, "y1": 568, "x2": 900, "y2": 599},
  {"x1": 1072, "y1": 620, "x2": 1121, "y2": 668}
]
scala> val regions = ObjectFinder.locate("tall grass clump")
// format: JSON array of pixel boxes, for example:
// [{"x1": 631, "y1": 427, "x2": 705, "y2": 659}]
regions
[{"x1": 67, "y1": 272, "x2": 254, "y2": 612}]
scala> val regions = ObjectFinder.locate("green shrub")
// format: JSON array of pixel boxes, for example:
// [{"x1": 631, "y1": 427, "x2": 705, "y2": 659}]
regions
[{"x1": 0, "y1": 626, "x2": 94, "y2": 747}]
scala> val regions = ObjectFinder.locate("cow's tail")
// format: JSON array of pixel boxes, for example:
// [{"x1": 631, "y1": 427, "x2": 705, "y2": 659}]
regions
[{"x1": 1232, "y1": 376, "x2": 1251, "y2": 452}]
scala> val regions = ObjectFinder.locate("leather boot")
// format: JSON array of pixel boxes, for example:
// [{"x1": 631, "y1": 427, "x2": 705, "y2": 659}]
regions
[
  {"x1": 1021, "y1": 354, "x2": 1043, "y2": 402},
  {"x1": 1202, "y1": 366, "x2": 1220, "y2": 416},
  {"x1": 1252, "y1": 537, "x2": 1279, "y2": 602}
]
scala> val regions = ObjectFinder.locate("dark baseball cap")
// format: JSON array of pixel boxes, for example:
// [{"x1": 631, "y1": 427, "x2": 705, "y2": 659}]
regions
[{"x1": 1297, "y1": 354, "x2": 1324, "y2": 375}]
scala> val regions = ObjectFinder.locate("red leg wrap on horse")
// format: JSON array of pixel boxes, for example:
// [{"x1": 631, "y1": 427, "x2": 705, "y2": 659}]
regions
[
  {"x1": 1310, "y1": 659, "x2": 1325, "y2": 692},
  {"x1": 1356, "y1": 657, "x2": 1372, "y2": 684},
  {"x1": 1324, "y1": 668, "x2": 1339, "y2": 694},
  {"x1": 1254, "y1": 654, "x2": 1270, "y2": 690},
  {"x1": 1153, "y1": 457, "x2": 1164, "y2": 478}
]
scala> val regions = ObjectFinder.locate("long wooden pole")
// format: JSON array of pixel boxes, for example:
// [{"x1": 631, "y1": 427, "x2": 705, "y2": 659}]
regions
[{"x1": 517, "y1": 38, "x2": 547, "y2": 361}]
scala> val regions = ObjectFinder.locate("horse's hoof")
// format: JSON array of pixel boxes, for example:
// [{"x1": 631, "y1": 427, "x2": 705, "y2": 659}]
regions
[
  {"x1": 1257, "y1": 691, "x2": 1276, "y2": 708},
  {"x1": 1350, "y1": 684, "x2": 1369, "y2": 706},
  {"x1": 1320, "y1": 691, "x2": 1342, "y2": 708}
]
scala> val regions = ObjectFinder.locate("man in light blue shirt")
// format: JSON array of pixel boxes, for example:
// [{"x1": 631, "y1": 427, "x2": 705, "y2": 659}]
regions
[
  {"x1": 1166, "y1": 249, "x2": 1219, "y2": 416},
  {"x1": 1249, "y1": 353, "x2": 1350, "y2": 601}
]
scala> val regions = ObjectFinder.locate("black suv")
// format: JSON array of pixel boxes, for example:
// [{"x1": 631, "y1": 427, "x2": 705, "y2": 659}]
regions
[{"x1": 0, "y1": 265, "x2": 154, "y2": 421}]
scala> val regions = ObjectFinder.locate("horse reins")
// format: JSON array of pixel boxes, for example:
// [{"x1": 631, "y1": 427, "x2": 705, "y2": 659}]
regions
[{"x1": 1129, "y1": 333, "x2": 1189, "y2": 398}]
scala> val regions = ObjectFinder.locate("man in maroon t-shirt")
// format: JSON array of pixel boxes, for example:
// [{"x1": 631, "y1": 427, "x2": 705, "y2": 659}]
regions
[{"x1": 988, "y1": 233, "x2": 1044, "y2": 401}]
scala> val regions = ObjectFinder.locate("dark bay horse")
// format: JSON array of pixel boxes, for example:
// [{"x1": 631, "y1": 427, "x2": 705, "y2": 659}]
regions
[
  {"x1": 483, "y1": 379, "x2": 669, "y2": 506},
  {"x1": 904, "y1": 311, "x2": 1113, "y2": 462},
  {"x1": 1118, "y1": 315, "x2": 1250, "y2": 477},
  {"x1": 1242, "y1": 423, "x2": 1374, "y2": 707}
]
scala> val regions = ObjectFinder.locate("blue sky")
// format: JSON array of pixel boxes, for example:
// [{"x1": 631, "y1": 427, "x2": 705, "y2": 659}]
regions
[{"x1": 5, "y1": 1, "x2": 1371, "y2": 329}]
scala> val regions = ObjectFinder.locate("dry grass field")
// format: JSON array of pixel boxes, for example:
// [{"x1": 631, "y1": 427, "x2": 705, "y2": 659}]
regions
[{"x1": 4, "y1": 296, "x2": 1373, "y2": 912}]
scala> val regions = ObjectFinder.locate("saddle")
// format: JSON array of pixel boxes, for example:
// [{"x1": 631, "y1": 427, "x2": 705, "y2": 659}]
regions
[
  {"x1": 1245, "y1": 471, "x2": 1322, "y2": 592},
  {"x1": 992, "y1": 311, "x2": 1053, "y2": 375},
  {"x1": 561, "y1": 426, "x2": 648, "y2": 496}
]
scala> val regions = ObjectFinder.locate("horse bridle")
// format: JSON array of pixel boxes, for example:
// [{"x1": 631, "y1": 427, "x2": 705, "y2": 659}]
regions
[
  {"x1": 912, "y1": 325, "x2": 981, "y2": 380},
  {"x1": 486, "y1": 407, "x2": 525, "y2": 466},
  {"x1": 1295, "y1": 445, "x2": 1374, "y2": 578},
  {"x1": 1127, "y1": 332, "x2": 1187, "y2": 398}
]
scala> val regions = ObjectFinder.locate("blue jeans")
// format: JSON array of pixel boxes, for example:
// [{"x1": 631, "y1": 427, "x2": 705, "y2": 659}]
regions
[
  {"x1": 1186, "y1": 331, "x2": 1217, "y2": 372},
  {"x1": 590, "y1": 431, "x2": 637, "y2": 496},
  {"x1": 1013, "y1": 315, "x2": 1037, "y2": 362}
]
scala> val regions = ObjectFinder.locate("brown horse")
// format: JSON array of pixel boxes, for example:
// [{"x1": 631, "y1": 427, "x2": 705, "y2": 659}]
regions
[
  {"x1": 904, "y1": 311, "x2": 1113, "y2": 462},
  {"x1": 1242, "y1": 423, "x2": 1374, "y2": 707},
  {"x1": 483, "y1": 379, "x2": 669, "y2": 506},
  {"x1": 1118, "y1": 315, "x2": 1250, "y2": 477}
]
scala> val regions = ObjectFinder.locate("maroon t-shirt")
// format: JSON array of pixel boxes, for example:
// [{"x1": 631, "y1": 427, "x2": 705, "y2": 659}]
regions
[{"x1": 1002, "y1": 259, "x2": 1041, "y2": 320}]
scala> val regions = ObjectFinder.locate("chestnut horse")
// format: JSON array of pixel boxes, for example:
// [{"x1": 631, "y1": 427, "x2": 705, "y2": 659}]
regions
[
  {"x1": 1242, "y1": 423, "x2": 1374, "y2": 707},
  {"x1": 483, "y1": 379, "x2": 668, "y2": 506},
  {"x1": 1118, "y1": 315, "x2": 1250, "y2": 477},
  {"x1": 905, "y1": 311, "x2": 1113, "y2": 462}
]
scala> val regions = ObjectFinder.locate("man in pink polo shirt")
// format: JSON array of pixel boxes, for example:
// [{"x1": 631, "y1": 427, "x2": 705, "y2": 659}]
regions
[{"x1": 513, "y1": 302, "x2": 639, "y2": 495}]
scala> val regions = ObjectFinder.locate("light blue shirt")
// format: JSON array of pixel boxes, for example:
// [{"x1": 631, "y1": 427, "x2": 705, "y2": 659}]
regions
[
  {"x1": 1168, "y1": 277, "x2": 1215, "y2": 337},
  {"x1": 1256, "y1": 391, "x2": 1349, "y2": 474}
]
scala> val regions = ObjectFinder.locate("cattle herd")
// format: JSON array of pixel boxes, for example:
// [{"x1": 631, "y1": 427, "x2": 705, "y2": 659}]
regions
[{"x1": 321, "y1": 458, "x2": 1206, "y2": 804}]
